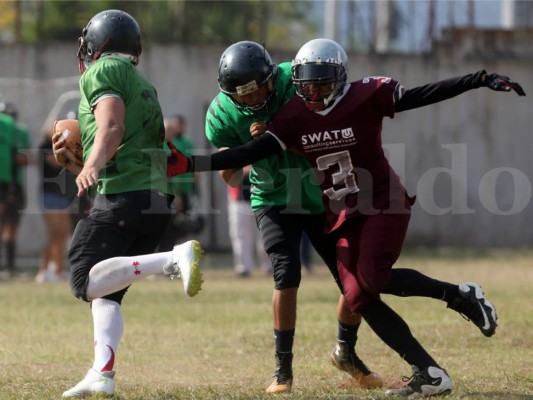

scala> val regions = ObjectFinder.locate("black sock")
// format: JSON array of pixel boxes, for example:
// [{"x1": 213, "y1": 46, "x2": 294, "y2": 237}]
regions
[
  {"x1": 274, "y1": 329, "x2": 295, "y2": 354},
  {"x1": 384, "y1": 268, "x2": 458, "y2": 303},
  {"x1": 361, "y1": 299, "x2": 439, "y2": 370},
  {"x1": 337, "y1": 319, "x2": 360, "y2": 349},
  {"x1": 6, "y1": 240, "x2": 15, "y2": 271}
]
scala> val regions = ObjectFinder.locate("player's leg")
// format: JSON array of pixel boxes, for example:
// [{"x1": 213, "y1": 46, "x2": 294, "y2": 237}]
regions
[
  {"x1": 63, "y1": 191, "x2": 191, "y2": 398},
  {"x1": 384, "y1": 268, "x2": 498, "y2": 337},
  {"x1": 47, "y1": 210, "x2": 71, "y2": 280},
  {"x1": 2, "y1": 185, "x2": 22, "y2": 276},
  {"x1": 377, "y1": 195, "x2": 498, "y2": 336},
  {"x1": 256, "y1": 207, "x2": 303, "y2": 394},
  {"x1": 303, "y1": 212, "x2": 382, "y2": 388},
  {"x1": 72, "y1": 202, "x2": 177, "y2": 398},
  {"x1": 337, "y1": 212, "x2": 452, "y2": 397},
  {"x1": 0, "y1": 184, "x2": 8, "y2": 275},
  {"x1": 81, "y1": 193, "x2": 202, "y2": 300},
  {"x1": 36, "y1": 192, "x2": 71, "y2": 283},
  {"x1": 62, "y1": 296, "x2": 123, "y2": 398},
  {"x1": 299, "y1": 231, "x2": 313, "y2": 273},
  {"x1": 362, "y1": 300, "x2": 452, "y2": 397},
  {"x1": 2, "y1": 222, "x2": 17, "y2": 276}
]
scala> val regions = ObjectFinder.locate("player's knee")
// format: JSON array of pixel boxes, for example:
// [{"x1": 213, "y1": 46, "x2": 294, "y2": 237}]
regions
[
  {"x1": 101, "y1": 289, "x2": 127, "y2": 305},
  {"x1": 69, "y1": 263, "x2": 90, "y2": 302},
  {"x1": 274, "y1": 268, "x2": 301, "y2": 290},
  {"x1": 268, "y1": 242, "x2": 302, "y2": 290},
  {"x1": 358, "y1": 271, "x2": 389, "y2": 297},
  {"x1": 70, "y1": 281, "x2": 89, "y2": 302}
]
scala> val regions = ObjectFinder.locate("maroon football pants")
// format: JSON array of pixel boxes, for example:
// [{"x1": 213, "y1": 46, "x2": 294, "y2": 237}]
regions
[{"x1": 335, "y1": 210, "x2": 411, "y2": 313}]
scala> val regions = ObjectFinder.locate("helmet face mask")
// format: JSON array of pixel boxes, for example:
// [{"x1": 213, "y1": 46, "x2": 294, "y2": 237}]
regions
[
  {"x1": 218, "y1": 41, "x2": 278, "y2": 117},
  {"x1": 227, "y1": 77, "x2": 275, "y2": 116},
  {"x1": 291, "y1": 38, "x2": 348, "y2": 111},
  {"x1": 77, "y1": 9, "x2": 142, "y2": 74}
]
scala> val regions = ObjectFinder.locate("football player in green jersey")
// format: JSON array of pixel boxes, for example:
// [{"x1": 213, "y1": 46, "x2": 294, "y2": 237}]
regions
[
  {"x1": 205, "y1": 41, "x2": 382, "y2": 393},
  {"x1": 0, "y1": 109, "x2": 16, "y2": 278},
  {"x1": 0, "y1": 102, "x2": 32, "y2": 278},
  {"x1": 53, "y1": 10, "x2": 203, "y2": 398}
]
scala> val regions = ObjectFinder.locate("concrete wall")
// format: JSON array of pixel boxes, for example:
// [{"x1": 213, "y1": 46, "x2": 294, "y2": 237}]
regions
[{"x1": 1, "y1": 42, "x2": 532, "y2": 257}]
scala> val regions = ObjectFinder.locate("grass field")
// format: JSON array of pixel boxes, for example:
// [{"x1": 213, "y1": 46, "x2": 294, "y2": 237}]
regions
[{"x1": 0, "y1": 248, "x2": 532, "y2": 399}]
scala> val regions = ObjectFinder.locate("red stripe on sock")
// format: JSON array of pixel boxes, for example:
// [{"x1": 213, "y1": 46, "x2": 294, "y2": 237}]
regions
[{"x1": 101, "y1": 345, "x2": 115, "y2": 372}]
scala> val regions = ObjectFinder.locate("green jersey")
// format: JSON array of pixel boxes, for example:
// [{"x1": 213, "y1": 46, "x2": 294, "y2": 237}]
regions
[
  {"x1": 78, "y1": 54, "x2": 168, "y2": 195},
  {"x1": 165, "y1": 136, "x2": 195, "y2": 196},
  {"x1": 205, "y1": 62, "x2": 324, "y2": 214},
  {"x1": 14, "y1": 123, "x2": 31, "y2": 186},
  {"x1": 0, "y1": 113, "x2": 16, "y2": 184}
]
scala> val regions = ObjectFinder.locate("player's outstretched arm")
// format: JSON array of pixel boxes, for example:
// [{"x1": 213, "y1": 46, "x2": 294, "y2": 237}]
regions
[
  {"x1": 395, "y1": 69, "x2": 526, "y2": 112},
  {"x1": 167, "y1": 133, "x2": 283, "y2": 177}
]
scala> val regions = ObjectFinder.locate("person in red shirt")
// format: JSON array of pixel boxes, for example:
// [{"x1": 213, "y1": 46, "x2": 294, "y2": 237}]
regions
[{"x1": 168, "y1": 38, "x2": 525, "y2": 397}]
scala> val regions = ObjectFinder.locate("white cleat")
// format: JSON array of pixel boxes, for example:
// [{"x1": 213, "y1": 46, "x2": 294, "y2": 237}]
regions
[
  {"x1": 62, "y1": 368, "x2": 115, "y2": 398},
  {"x1": 163, "y1": 240, "x2": 204, "y2": 297}
]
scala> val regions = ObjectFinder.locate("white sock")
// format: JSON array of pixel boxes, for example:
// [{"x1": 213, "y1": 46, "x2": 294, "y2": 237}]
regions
[
  {"x1": 91, "y1": 299, "x2": 123, "y2": 373},
  {"x1": 86, "y1": 251, "x2": 172, "y2": 300}
]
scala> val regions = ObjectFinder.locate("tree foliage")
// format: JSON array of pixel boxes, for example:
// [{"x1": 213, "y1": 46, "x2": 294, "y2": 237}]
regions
[{"x1": 1, "y1": 0, "x2": 318, "y2": 50}]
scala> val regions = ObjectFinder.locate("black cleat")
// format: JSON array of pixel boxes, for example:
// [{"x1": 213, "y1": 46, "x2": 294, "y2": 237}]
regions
[
  {"x1": 448, "y1": 282, "x2": 498, "y2": 337},
  {"x1": 385, "y1": 365, "x2": 452, "y2": 397}
]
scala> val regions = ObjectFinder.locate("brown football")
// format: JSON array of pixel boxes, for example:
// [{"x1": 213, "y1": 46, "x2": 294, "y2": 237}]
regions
[{"x1": 54, "y1": 119, "x2": 83, "y2": 169}]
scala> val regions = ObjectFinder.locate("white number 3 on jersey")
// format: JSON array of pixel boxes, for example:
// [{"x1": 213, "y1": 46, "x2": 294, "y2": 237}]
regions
[{"x1": 316, "y1": 150, "x2": 359, "y2": 201}]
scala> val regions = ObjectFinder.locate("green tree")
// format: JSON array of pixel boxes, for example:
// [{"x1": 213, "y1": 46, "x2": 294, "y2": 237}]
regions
[{"x1": 1, "y1": 0, "x2": 318, "y2": 50}]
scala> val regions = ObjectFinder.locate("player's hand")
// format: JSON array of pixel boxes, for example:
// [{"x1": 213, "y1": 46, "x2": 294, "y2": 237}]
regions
[
  {"x1": 250, "y1": 121, "x2": 268, "y2": 138},
  {"x1": 51, "y1": 130, "x2": 69, "y2": 166},
  {"x1": 483, "y1": 73, "x2": 526, "y2": 96},
  {"x1": 76, "y1": 165, "x2": 99, "y2": 197},
  {"x1": 167, "y1": 141, "x2": 191, "y2": 177}
]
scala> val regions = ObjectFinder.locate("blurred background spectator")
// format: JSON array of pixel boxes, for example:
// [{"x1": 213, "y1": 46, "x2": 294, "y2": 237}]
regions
[
  {"x1": 34, "y1": 112, "x2": 79, "y2": 283},
  {"x1": 225, "y1": 165, "x2": 271, "y2": 278},
  {"x1": 158, "y1": 115, "x2": 203, "y2": 251},
  {"x1": 0, "y1": 101, "x2": 32, "y2": 279},
  {"x1": 0, "y1": 105, "x2": 17, "y2": 279}
]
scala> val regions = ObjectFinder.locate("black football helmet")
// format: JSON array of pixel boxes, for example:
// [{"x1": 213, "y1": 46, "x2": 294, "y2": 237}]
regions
[
  {"x1": 292, "y1": 38, "x2": 348, "y2": 111},
  {"x1": 77, "y1": 9, "x2": 142, "y2": 74},
  {"x1": 218, "y1": 41, "x2": 278, "y2": 116},
  {"x1": 0, "y1": 101, "x2": 18, "y2": 120}
]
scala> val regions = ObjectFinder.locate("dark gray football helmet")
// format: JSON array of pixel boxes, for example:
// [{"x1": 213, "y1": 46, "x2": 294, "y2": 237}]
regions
[
  {"x1": 218, "y1": 41, "x2": 278, "y2": 116},
  {"x1": 77, "y1": 9, "x2": 142, "y2": 73}
]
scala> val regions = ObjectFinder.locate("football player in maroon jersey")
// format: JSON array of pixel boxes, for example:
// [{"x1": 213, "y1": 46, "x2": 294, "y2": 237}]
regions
[{"x1": 168, "y1": 38, "x2": 525, "y2": 397}]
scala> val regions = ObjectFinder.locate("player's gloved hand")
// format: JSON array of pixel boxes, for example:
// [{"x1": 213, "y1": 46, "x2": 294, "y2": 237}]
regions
[
  {"x1": 166, "y1": 141, "x2": 191, "y2": 177},
  {"x1": 483, "y1": 73, "x2": 526, "y2": 96}
]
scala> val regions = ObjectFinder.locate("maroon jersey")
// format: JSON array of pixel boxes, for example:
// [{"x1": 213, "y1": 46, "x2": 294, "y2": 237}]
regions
[{"x1": 268, "y1": 77, "x2": 408, "y2": 233}]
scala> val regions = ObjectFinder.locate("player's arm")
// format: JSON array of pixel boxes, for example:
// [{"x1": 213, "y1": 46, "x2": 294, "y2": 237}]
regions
[
  {"x1": 395, "y1": 70, "x2": 525, "y2": 112},
  {"x1": 219, "y1": 168, "x2": 243, "y2": 187},
  {"x1": 167, "y1": 132, "x2": 283, "y2": 176},
  {"x1": 216, "y1": 148, "x2": 243, "y2": 187},
  {"x1": 218, "y1": 122, "x2": 267, "y2": 186},
  {"x1": 76, "y1": 96, "x2": 125, "y2": 196},
  {"x1": 218, "y1": 164, "x2": 254, "y2": 188}
]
